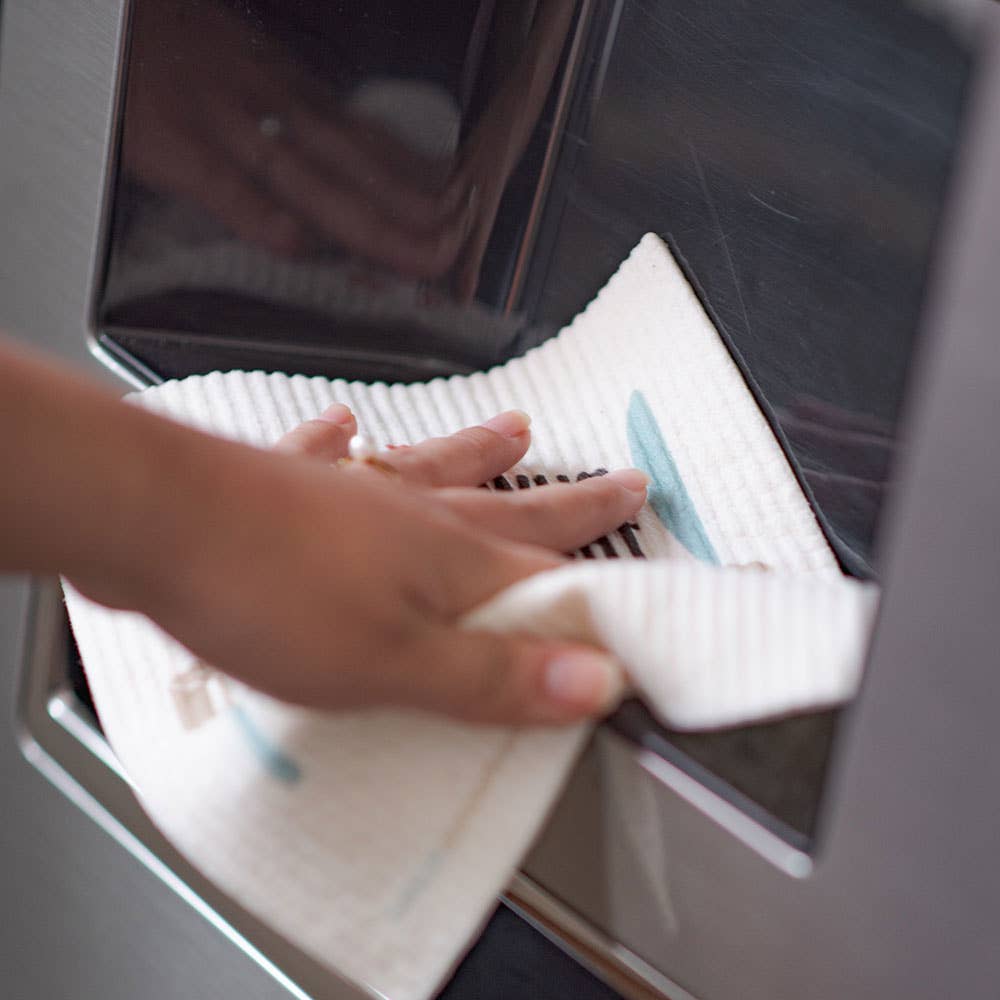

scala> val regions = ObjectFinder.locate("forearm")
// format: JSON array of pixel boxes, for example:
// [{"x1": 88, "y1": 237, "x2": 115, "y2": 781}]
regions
[
  {"x1": 0, "y1": 338, "x2": 236, "y2": 607},
  {"x1": 2, "y1": 341, "x2": 638, "y2": 723}
]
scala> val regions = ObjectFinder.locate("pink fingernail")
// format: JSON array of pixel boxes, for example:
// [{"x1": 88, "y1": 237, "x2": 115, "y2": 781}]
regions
[
  {"x1": 606, "y1": 468, "x2": 651, "y2": 493},
  {"x1": 482, "y1": 410, "x2": 531, "y2": 438},
  {"x1": 319, "y1": 403, "x2": 354, "y2": 427},
  {"x1": 544, "y1": 651, "x2": 624, "y2": 713}
]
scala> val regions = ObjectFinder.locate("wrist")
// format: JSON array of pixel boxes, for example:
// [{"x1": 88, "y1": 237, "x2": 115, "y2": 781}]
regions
[{"x1": 65, "y1": 404, "x2": 250, "y2": 616}]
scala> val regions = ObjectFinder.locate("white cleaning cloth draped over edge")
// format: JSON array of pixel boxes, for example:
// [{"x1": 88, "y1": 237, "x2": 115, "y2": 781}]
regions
[{"x1": 63, "y1": 234, "x2": 878, "y2": 1000}]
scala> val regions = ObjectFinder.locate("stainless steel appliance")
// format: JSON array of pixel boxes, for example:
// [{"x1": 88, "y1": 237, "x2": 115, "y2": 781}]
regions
[{"x1": 3, "y1": 2, "x2": 1000, "y2": 997}]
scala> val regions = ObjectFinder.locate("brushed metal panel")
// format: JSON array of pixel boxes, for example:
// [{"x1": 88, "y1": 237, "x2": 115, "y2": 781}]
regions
[
  {"x1": 0, "y1": 0, "x2": 118, "y2": 372},
  {"x1": 525, "y1": 11, "x2": 1000, "y2": 1000},
  {"x1": 0, "y1": 1, "x2": 323, "y2": 996},
  {"x1": 5, "y1": 1, "x2": 1000, "y2": 998},
  {"x1": 0, "y1": 576, "x2": 302, "y2": 999}
]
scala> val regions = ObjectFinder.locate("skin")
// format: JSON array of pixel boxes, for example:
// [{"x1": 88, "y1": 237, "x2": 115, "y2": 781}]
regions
[{"x1": 0, "y1": 338, "x2": 649, "y2": 725}]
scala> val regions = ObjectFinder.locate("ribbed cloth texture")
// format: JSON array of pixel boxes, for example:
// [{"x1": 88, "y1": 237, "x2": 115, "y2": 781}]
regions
[
  {"x1": 64, "y1": 234, "x2": 876, "y2": 1000},
  {"x1": 467, "y1": 561, "x2": 873, "y2": 728}
]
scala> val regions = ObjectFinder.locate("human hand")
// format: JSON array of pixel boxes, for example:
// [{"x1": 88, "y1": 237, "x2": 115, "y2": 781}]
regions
[
  {"x1": 100, "y1": 405, "x2": 647, "y2": 726},
  {"x1": 0, "y1": 339, "x2": 643, "y2": 724}
]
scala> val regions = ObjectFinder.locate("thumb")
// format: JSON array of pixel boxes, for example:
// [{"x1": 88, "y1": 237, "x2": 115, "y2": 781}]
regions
[{"x1": 408, "y1": 628, "x2": 626, "y2": 725}]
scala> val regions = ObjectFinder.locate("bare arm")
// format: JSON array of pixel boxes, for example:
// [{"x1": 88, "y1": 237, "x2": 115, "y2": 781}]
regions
[
  {"x1": 0, "y1": 339, "x2": 220, "y2": 600},
  {"x1": 0, "y1": 337, "x2": 648, "y2": 724}
]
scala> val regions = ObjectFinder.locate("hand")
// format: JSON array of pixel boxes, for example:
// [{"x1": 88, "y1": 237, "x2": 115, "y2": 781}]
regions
[
  {"x1": 0, "y1": 339, "x2": 644, "y2": 727},
  {"x1": 90, "y1": 405, "x2": 648, "y2": 726}
]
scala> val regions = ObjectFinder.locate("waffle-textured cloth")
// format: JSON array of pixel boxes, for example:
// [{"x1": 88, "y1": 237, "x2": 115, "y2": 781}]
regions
[{"x1": 63, "y1": 234, "x2": 877, "y2": 1000}]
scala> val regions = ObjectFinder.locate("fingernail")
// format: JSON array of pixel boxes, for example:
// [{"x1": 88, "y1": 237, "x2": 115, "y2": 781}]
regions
[
  {"x1": 606, "y1": 468, "x2": 651, "y2": 493},
  {"x1": 319, "y1": 403, "x2": 354, "y2": 426},
  {"x1": 544, "y1": 651, "x2": 625, "y2": 714},
  {"x1": 482, "y1": 409, "x2": 531, "y2": 438}
]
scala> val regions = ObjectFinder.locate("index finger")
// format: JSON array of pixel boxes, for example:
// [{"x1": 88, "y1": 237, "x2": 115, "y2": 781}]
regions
[{"x1": 366, "y1": 411, "x2": 533, "y2": 487}]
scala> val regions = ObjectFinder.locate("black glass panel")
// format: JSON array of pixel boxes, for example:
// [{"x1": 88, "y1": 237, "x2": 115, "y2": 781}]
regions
[
  {"x1": 95, "y1": 0, "x2": 975, "y2": 838},
  {"x1": 100, "y1": 0, "x2": 582, "y2": 375},
  {"x1": 521, "y1": 0, "x2": 971, "y2": 576},
  {"x1": 99, "y1": 0, "x2": 971, "y2": 574}
]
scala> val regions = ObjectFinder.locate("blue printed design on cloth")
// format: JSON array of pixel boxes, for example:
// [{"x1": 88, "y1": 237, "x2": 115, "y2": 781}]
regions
[
  {"x1": 627, "y1": 390, "x2": 719, "y2": 565},
  {"x1": 231, "y1": 703, "x2": 302, "y2": 784}
]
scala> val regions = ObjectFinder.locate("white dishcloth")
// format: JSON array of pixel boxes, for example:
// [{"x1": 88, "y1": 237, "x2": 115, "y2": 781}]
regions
[{"x1": 63, "y1": 234, "x2": 877, "y2": 1000}]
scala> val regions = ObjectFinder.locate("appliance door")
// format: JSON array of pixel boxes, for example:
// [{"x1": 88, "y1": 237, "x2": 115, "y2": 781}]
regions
[
  {"x1": 0, "y1": 5, "x2": 312, "y2": 998},
  {"x1": 3, "y1": 1, "x2": 994, "y2": 999},
  {"x1": 0, "y1": 5, "x2": 305, "y2": 995},
  {"x1": 0, "y1": 4, "x2": 629, "y2": 998}
]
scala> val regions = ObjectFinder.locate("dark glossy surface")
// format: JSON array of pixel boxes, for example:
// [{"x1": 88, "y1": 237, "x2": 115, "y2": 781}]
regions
[
  {"x1": 101, "y1": 0, "x2": 581, "y2": 374},
  {"x1": 11, "y1": 1, "x2": 1000, "y2": 997},
  {"x1": 100, "y1": 0, "x2": 971, "y2": 575},
  {"x1": 440, "y1": 904, "x2": 623, "y2": 1000},
  {"x1": 95, "y1": 0, "x2": 973, "y2": 841},
  {"x1": 524, "y1": 0, "x2": 970, "y2": 575}
]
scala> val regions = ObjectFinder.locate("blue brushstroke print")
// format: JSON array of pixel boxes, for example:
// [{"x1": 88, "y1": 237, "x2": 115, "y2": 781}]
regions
[
  {"x1": 627, "y1": 390, "x2": 720, "y2": 565},
  {"x1": 230, "y1": 703, "x2": 302, "y2": 784}
]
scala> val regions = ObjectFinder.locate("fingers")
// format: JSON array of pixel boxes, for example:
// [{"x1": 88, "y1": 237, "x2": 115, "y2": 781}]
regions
[
  {"x1": 366, "y1": 411, "x2": 532, "y2": 487},
  {"x1": 275, "y1": 408, "x2": 532, "y2": 485},
  {"x1": 273, "y1": 403, "x2": 357, "y2": 459},
  {"x1": 438, "y1": 470, "x2": 649, "y2": 550},
  {"x1": 276, "y1": 404, "x2": 647, "y2": 554},
  {"x1": 405, "y1": 629, "x2": 626, "y2": 725}
]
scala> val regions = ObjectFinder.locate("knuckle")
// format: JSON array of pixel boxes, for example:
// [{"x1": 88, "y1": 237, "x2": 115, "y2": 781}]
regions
[
  {"x1": 414, "y1": 448, "x2": 450, "y2": 487},
  {"x1": 410, "y1": 427, "x2": 498, "y2": 486},
  {"x1": 354, "y1": 444, "x2": 433, "y2": 484},
  {"x1": 520, "y1": 489, "x2": 562, "y2": 527},
  {"x1": 300, "y1": 417, "x2": 340, "y2": 439},
  {"x1": 586, "y1": 477, "x2": 624, "y2": 514},
  {"x1": 273, "y1": 425, "x2": 310, "y2": 454},
  {"x1": 477, "y1": 643, "x2": 514, "y2": 698},
  {"x1": 454, "y1": 426, "x2": 496, "y2": 459},
  {"x1": 464, "y1": 642, "x2": 519, "y2": 717},
  {"x1": 377, "y1": 443, "x2": 414, "y2": 468},
  {"x1": 274, "y1": 419, "x2": 346, "y2": 456},
  {"x1": 487, "y1": 643, "x2": 549, "y2": 723},
  {"x1": 299, "y1": 418, "x2": 334, "y2": 434}
]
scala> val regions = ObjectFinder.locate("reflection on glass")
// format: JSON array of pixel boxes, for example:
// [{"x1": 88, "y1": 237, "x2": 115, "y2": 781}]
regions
[
  {"x1": 101, "y1": 0, "x2": 973, "y2": 580},
  {"x1": 95, "y1": 0, "x2": 977, "y2": 839},
  {"x1": 112, "y1": 0, "x2": 575, "y2": 305}
]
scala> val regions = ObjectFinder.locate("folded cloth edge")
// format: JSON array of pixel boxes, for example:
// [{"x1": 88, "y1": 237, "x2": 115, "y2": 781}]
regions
[{"x1": 462, "y1": 560, "x2": 879, "y2": 730}]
